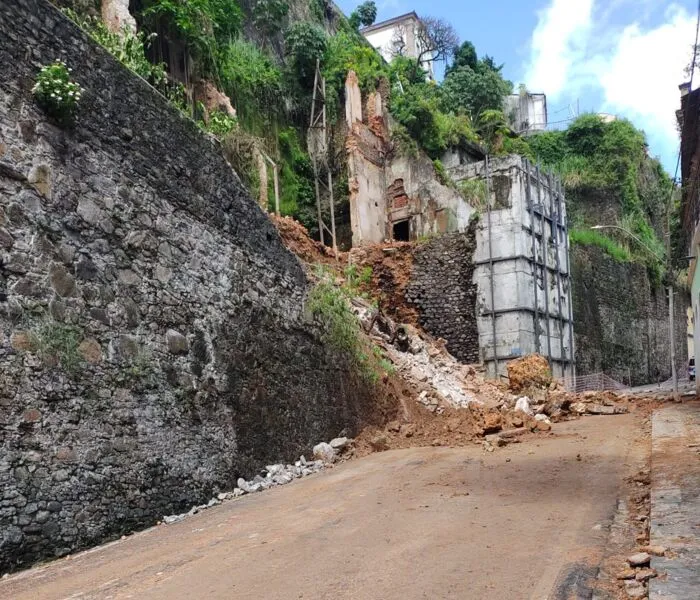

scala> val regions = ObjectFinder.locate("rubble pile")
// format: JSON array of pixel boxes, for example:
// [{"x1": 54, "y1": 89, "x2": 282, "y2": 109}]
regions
[
  {"x1": 507, "y1": 354, "x2": 553, "y2": 392},
  {"x1": 269, "y1": 214, "x2": 340, "y2": 265},
  {"x1": 162, "y1": 437, "x2": 354, "y2": 525}
]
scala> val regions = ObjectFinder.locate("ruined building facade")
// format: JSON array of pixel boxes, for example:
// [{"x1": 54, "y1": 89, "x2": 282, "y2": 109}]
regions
[{"x1": 343, "y1": 72, "x2": 574, "y2": 381}]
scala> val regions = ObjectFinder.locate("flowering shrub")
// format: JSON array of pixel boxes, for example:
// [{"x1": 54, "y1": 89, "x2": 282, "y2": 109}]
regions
[{"x1": 32, "y1": 60, "x2": 82, "y2": 123}]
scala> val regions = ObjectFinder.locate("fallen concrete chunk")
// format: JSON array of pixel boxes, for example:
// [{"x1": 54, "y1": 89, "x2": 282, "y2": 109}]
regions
[{"x1": 515, "y1": 396, "x2": 534, "y2": 416}]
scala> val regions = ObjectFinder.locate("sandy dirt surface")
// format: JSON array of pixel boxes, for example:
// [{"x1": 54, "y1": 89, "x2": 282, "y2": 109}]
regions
[{"x1": 0, "y1": 413, "x2": 649, "y2": 600}]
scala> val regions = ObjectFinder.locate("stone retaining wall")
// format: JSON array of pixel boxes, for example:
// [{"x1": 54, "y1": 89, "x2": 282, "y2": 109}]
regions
[
  {"x1": 406, "y1": 224, "x2": 480, "y2": 363},
  {"x1": 0, "y1": 0, "x2": 372, "y2": 572},
  {"x1": 572, "y1": 244, "x2": 688, "y2": 385}
]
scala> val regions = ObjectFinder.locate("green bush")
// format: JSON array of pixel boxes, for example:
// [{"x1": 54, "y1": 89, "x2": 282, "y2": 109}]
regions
[
  {"x1": 307, "y1": 268, "x2": 391, "y2": 383},
  {"x1": 140, "y1": 0, "x2": 243, "y2": 74},
  {"x1": 199, "y1": 108, "x2": 237, "y2": 137},
  {"x1": 277, "y1": 127, "x2": 317, "y2": 225},
  {"x1": 32, "y1": 60, "x2": 83, "y2": 124},
  {"x1": 458, "y1": 178, "x2": 488, "y2": 208},
  {"x1": 324, "y1": 31, "x2": 387, "y2": 95}
]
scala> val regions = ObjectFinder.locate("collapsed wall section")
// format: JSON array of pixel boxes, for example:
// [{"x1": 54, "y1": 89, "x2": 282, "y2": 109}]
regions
[{"x1": 0, "y1": 0, "x2": 374, "y2": 572}]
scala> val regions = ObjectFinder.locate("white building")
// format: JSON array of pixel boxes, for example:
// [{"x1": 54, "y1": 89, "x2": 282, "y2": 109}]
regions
[
  {"x1": 505, "y1": 91, "x2": 548, "y2": 134},
  {"x1": 360, "y1": 12, "x2": 435, "y2": 80}
]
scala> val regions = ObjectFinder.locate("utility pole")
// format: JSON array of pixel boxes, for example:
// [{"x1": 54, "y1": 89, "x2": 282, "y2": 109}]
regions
[{"x1": 591, "y1": 225, "x2": 679, "y2": 399}]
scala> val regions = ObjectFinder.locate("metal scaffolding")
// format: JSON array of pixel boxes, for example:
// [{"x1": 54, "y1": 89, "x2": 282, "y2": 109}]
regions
[{"x1": 309, "y1": 59, "x2": 337, "y2": 253}]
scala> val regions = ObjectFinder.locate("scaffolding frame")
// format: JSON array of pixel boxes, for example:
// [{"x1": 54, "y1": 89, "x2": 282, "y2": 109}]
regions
[{"x1": 309, "y1": 59, "x2": 337, "y2": 253}]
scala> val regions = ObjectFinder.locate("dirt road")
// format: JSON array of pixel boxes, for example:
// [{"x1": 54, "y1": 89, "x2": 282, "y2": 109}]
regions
[{"x1": 0, "y1": 414, "x2": 647, "y2": 600}]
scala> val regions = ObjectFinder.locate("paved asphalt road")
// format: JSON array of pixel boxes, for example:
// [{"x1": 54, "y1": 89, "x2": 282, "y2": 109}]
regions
[{"x1": 0, "y1": 414, "x2": 645, "y2": 600}]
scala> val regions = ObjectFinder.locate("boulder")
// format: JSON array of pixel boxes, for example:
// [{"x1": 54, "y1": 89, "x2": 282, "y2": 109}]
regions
[
  {"x1": 507, "y1": 354, "x2": 552, "y2": 392},
  {"x1": 312, "y1": 442, "x2": 337, "y2": 463},
  {"x1": 329, "y1": 437, "x2": 350, "y2": 451},
  {"x1": 514, "y1": 396, "x2": 534, "y2": 416}
]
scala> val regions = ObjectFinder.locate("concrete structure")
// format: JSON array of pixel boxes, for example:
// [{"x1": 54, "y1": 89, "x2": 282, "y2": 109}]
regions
[
  {"x1": 447, "y1": 155, "x2": 574, "y2": 380},
  {"x1": 360, "y1": 12, "x2": 434, "y2": 80},
  {"x1": 505, "y1": 91, "x2": 547, "y2": 134}
]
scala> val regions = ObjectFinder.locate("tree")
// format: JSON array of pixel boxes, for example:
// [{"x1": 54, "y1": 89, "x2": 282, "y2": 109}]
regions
[
  {"x1": 446, "y1": 41, "x2": 477, "y2": 75},
  {"x1": 415, "y1": 17, "x2": 458, "y2": 66},
  {"x1": 349, "y1": 1, "x2": 377, "y2": 29},
  {"x1": 252, "y1": 0, "x2": 289, "y2": 40},
  {"x1": 441, "y1": 64, "x2": 512, "y2": 119}
]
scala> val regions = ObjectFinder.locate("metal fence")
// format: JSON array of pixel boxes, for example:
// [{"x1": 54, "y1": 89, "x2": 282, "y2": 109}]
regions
[{"x1": 564, "y1": 372, "x2": 626, "y2": 393}]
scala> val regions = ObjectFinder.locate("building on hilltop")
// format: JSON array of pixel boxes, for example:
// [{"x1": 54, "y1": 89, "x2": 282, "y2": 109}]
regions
[
  {"x1": 505, "y1": 90, "x2": 548, "y2": 135},
  {"x1": 360, "y1": 12, "x2": 435, "y2": 80}
]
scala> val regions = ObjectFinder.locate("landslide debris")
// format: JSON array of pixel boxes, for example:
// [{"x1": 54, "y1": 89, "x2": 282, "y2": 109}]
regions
[{"x1": 507, "y1": 353, "x2": 553, "y2": 392}]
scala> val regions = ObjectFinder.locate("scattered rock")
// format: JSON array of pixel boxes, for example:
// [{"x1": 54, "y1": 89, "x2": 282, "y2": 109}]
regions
[
  {"x1": 78, "y1": 338, "x2": 102, "y2": 364},
  {"x1": 10, "y1": 331, "x2": 33, "y2": 351},
  {"x1": 329, "y1": 437, "x2": 350, "y2": 451},
  {"x1": 571, "y1": 402, "x2": 587, "y2": 414},
  {"x1": 515, "y1": 396, "x2": 534, "y2": 416},
  {"x1": 616, "y1": 567, "x2": 637, "y2": 580},
  {"x1": 635, "y1": 568, "x2": 656, "y2": 582},
  {"x1": 627, "y1": 552, "x2": 651, "y2": 567},
  {"x1": 369, "y1": 435, "x2": 389, "y2": 451},
  {"x1": 312, "y1": 442, "x2": 337, "y2": 463},
  {"x1": 623, "y1": 579, "x2": 646, "y2": 599},
  {"x1": 641, "y1": 545, "x2": 666, "y2": 557}
]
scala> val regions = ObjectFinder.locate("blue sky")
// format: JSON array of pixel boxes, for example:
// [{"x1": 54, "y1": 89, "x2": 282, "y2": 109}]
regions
[{"x1": 338, "y1": 0, "x2": 700, "y2": 175}]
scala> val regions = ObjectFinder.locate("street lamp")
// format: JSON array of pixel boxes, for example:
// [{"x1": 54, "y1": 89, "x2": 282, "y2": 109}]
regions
[{"x1": 589, "y1": 224, "x2": 679, "y2": 400}]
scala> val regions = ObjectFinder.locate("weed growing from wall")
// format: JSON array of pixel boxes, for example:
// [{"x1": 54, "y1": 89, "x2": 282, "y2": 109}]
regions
[
  {"x1": 28, "y1": 321, "x2": 83, "y2": 374},
  {"x1": 307, "y1": 267, "x2": 390, "y2": 384},
  {"x1": 32, "y1": 60, "x2": 82, "y2": 124}
]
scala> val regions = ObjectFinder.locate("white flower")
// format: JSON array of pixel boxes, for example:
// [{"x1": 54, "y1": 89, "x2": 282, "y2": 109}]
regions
[{"x1": 50, "y1": 92, "x2": 56, "y2": 97}]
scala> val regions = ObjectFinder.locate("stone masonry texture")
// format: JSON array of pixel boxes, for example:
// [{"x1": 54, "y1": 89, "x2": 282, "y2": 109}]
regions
[
  {"x1": 0, "y1": 0, "x2": 374, "y2": 572},
  {"x1": 406, "y1": 223, "x2": 480, "y2": 364},
  {"x1": 572, "y1": 244, "x2": 688, "y2": 386}
]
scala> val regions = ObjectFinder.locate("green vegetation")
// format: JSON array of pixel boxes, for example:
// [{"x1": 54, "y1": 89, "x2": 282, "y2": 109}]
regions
[
  {"x1": 29, "y1": 321, "x2": 83, "y2": 374},
  {"x1": 63, "y1": 9, "x2": 168, "y2": 87},
  {"x1": 218, "y1": 38, "x2": 282, "y2": 131},
  {"x1": 32, "y1": 60, "x2": 82, "y2": 124},
  {"x1": 348, "y1": 0, "x2": 376, "y2": 29},
  {"x1": 527, "y1": 114, "x2": 671, "y2": 273},
  {"x1": 307, "y1": 268, "x2": 391, "y2": 383},
  {"x1": 199, "y1": 108, "x2": 237, "y2": 137},
  {"x1": 568, "y1": 228, "x2": 632, "y2": 262},
  {"x1": 457, "y1": 178, "x2": 488, "y2": 208}
]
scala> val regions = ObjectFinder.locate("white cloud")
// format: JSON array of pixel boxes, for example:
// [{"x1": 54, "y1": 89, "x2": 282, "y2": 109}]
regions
[
  {"x1": 523, "y1": 1, "x2": 697, "y2": 166},
  {"x1": 598, "y1": 6, "x2": 696, "y2": 159},
  {"x1": 525, "y1": 0, "x2": 594, "y2": 98}
]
